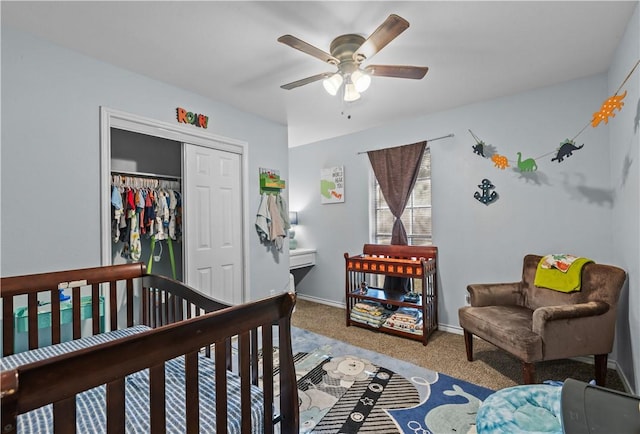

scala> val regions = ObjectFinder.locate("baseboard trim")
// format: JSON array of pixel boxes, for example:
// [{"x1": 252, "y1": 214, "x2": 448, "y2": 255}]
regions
[
  {"x1": 612, "y1": 360, "x2": 634, "y2": 393},
  {"x1": 437, "y1": 324, "x2": 463, "y2": 334},
  {"x1": 296, "y1": 293, "x2": 345, "y2": 309}
]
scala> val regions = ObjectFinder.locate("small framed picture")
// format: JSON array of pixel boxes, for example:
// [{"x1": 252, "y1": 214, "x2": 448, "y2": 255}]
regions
[{"x1": 320, "y1": 166, "x2": 344, "y2": 204}]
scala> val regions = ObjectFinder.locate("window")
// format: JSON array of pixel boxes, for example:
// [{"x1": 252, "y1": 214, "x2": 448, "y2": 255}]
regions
[{"x1": 371, "y1": 149, "x2": 432, "y2": 245}]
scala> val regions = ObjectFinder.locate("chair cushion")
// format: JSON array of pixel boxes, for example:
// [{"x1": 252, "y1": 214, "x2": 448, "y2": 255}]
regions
[
  {"x1": 459, "y1": 305, "x2": 542, "y2": 362},
  {"x1": 476, "y1": 384, "x2": 562, "y2": 434}
]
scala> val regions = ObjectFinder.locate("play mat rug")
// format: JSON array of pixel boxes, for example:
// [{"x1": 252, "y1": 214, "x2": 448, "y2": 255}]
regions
[{"x1": 286, "y1": 344, "x2": 493, "y2": 433}]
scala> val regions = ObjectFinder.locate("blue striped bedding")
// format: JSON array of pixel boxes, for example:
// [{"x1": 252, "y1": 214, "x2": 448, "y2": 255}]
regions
[{"x1": 1, "y1": 326, "x2": 266, "y2": 433}]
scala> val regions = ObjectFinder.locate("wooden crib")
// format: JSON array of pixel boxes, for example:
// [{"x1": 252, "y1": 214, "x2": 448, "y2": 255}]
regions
[{"x1": 0, "y1": 263, "x2": 299, "y2": 433}]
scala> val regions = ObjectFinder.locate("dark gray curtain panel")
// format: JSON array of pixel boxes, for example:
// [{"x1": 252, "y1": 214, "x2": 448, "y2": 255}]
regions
[
  {"x1": 368, "y1": 140, "x2": 426, "y2": 294},
  {"x1": 367, "y1": 140, "x2": 426, "y2": 245}
]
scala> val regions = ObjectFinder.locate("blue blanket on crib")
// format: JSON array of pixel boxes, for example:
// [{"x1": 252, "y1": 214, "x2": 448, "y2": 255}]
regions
[{"x1": 1, "y1": 326, "x2": 265, "y2": 433}]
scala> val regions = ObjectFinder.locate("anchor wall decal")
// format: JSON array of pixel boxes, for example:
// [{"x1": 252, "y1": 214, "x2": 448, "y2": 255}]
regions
[{"x1": 474, "y1": 179, "x2": 498, "y2": 205}]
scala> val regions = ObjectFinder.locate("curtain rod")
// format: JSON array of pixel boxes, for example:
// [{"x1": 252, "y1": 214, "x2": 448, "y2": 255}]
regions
[{"x1": 356, "y1": 133, "x2": 455, "y2": 155}]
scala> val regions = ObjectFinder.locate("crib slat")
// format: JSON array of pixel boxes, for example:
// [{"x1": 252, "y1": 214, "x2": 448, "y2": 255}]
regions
[
  {"x1": 106, "y1": 379, "x2": 125, "y2": 434},
  {"x1": 72, "y1": 287, "x2": 81, "y2": 339},
  {"x1": 261, "y1": 325, "x2": 274, "y2": 434},
  {"x1": 126, "y1": 278, "x2": 134, "y2": 327},
  {"x1": 215, "y1": 338, "x2": 229, "y2": 433},
  {"x1": 239, "y1": 332, "x2": 251, "y2": 433},
  {"x1": 149, "y1": 364, "x2": 166, "y2": 433},
  {"x1": 186, "y1": 300, "x2": 193, "y2": 320},
  {"x1": 51, "y1": 290, "x2": 62, "y2": 345},
  {"x1": 185, "y1": 351, "x2": 200, "y2": 434},
  {"x1": 27, "y1": 293, "x2": 38, "y2": 350},
  {"x1": 225, "y1": 340, "x2": 232, "y2": 370},
  {"x1": 163, "y1": 291, "x2": 169, "y2": 325},
  {"x1": 91, "y1": 283, "x2": 101, "y2": 335},
  {"x1": 278, "y1": 315, "x2": 299, "y2": 433},
  {"x1": 176, "y1": 296, "x2": 184, "y2": 322},
  {"x1": 167, "y1": 294, "x2": 176, "y2": 323},
  {"x1": 152, "y1": 289, "x2": 159, "y2": 327},
  {"x1": 251, "y1": 329, "x2": 259, "y2": 385},
  {"x1": 109, "y1": 280, "x2": 118, "y2": 331},
  {"x1": 53, "y1": 397, "x2": 75, "y2": 433},
  {"x1": 149, "y1": 289, "x2": 155, "y2": 327},
  {"x1": 141, "y1": 284, "x2": 149, "y2": 326},
  {"x1": 158, "y1": 289, "x2": 164, "y2": 326},
  {"x1": 3, "y1": 297, "x2": 15, "y2": 356}
]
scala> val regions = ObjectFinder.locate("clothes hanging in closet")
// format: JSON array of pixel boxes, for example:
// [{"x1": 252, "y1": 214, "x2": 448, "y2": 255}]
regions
[{"x1": 111, "y1": 176, "x2": 182, "y2": 261}]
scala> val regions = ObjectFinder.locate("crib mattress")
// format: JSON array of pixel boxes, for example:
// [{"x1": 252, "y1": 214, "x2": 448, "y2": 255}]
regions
[{"x1": 1, "y1": 326, "x2": 266, "y2": 433}]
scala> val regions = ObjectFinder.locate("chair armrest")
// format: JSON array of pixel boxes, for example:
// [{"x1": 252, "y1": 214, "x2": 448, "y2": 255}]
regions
[
  {"x1": 466, "y1": 282, "x2": 522, "y2": 307},
  {"x1": 532, "y1": 301, "x2": 609, "y2": 331}
]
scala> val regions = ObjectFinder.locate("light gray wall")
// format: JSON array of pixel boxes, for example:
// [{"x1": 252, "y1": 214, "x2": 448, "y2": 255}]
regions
[
  {"x1": 609, "y1": 3, "x2": 640, "y2": 393},
  {"x1": 1, "y1": 26, "x2": 291, "y2": 301},
  {"x1": 291, "y1": 73, "x2": 612, "y2": 318}
]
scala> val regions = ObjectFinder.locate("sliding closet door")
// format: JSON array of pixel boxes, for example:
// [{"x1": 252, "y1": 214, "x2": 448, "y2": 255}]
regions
[{"x1": 184, "y1": 144, "x2": 243, "y2": 304}]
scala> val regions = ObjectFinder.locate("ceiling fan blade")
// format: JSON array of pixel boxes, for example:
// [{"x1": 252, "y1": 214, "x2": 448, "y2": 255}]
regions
[
  {"x1": 353, "y1": 14, "x2": 410, "y2": 62},
  {"x1": 365, "y1": 65, "x2": 429, "y2": 79},
  {"x1": 278, "y1": 35, "x2": 340, "y2": 65},
  {"x1": 281, "y1": 72, "x2": 334, "y2": 90}
]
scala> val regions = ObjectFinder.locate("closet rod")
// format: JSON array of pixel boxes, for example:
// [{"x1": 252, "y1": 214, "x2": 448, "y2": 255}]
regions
[{"x1": 111, "y1": 169, "x2": 181, "y2": 181}]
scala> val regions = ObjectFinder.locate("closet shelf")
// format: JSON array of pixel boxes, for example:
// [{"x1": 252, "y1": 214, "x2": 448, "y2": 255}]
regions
[{"x1": 111, "y1": 169, "x2": 181, "y2": 181}]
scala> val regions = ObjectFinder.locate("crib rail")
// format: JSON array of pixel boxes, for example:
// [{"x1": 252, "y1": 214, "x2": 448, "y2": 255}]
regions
[
  {"x1": 1, "y1": 292, "x2": 299, "y2": 434},
  {"x1": 1, "y1": 263, "x2": 147, "y2": 356},
  {"x1": 141, "y1": 273, "x2": 230, "y2": 327},
  {"x1": 0, "y1": 264, "x2": 236, "y2": 357}
]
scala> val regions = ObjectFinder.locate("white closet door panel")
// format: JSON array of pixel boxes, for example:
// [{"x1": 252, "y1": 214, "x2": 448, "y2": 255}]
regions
[
  {"x1": 185, "y1": 144, "x2": 243, "y2": 304},
  {"x1": 196, "y1": 268, "x2": 213, "y2": 294},
  {"x1": 196, "y1": 186, "x2": 212, "y2": 249},
  {"x1": 220, "y1": 187, "x2": 234, "y2": 246},
  {"x1": 220, "y1": 264, "x2": 235, "y2": 306}
]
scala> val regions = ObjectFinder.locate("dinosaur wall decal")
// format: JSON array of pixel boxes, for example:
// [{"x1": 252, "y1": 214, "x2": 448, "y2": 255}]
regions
[
  {"x1": 491, "y1": 154, "x2": 509, "y2": 170},
  {"x1": 472, "y1": 142, "x2": 486, "y2": 157},
  {"x1": 551, "y1": 139, "x2": 584, "y2": 163},
  {"x1": 516, "y1": 152, "x2": 537, "y2": 172}
]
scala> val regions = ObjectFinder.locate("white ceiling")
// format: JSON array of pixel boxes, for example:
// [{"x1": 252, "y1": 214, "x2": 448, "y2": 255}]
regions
[{"x1": 3, "y1": 1, "x2": 637, "y2": 147}]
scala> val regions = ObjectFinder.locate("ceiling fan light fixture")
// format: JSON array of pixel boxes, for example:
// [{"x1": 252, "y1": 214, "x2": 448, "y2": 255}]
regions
[
  {"x1": 278, "y1": 15, "x2": 428, "y2": 104},
  {"x1": 343, "y1": 82, "x2": 361, "y2": 102},
  {"x1": 322, "y1": 73, "x2": 344, "y2": 96},
  {"x1": 351, "y1": 69, "x2": 371, "y2": 93}
]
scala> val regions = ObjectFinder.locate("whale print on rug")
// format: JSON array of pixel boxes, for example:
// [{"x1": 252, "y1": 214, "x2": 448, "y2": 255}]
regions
[
  {"x1": 291, "y1": 350, "x2": 423, "y2": 433},
  {"x1": 386, "y1": 373, "x2": 494, "y2": 434}
]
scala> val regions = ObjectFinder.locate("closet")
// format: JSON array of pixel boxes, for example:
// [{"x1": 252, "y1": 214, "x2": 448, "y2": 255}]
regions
[
  {"x1": 110, "y1": 129, "x2": 183, "y2": 281},
  {"x1": 101, "y1": 108, "x2": 246, "y2": 305}
]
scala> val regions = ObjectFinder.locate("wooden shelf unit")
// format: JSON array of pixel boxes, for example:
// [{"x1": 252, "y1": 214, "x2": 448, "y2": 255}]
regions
[{"x1": 344, "y1": 244, "x2": 438, "y2": 346}]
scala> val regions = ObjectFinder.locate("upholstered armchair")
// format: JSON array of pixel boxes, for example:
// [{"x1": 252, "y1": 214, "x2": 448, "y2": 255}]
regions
[{"x1": 458, "y1": 254, "x2": 626, "y2": 386}]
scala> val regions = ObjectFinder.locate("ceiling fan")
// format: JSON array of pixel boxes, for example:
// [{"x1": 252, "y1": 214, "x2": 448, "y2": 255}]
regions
[{"x1": 278, "y1": 14, "x2": 429, "y2": 102}]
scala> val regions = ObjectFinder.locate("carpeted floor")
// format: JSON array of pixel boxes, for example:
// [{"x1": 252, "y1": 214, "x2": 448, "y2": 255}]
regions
[{"x1": 291, "y1": 298, "x2": 626, "y2": 392}]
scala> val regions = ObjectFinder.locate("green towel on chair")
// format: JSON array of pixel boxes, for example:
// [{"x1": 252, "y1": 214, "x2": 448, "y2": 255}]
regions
[{"x1": 534, "y1": 254, "x2": 593, "y2": 292}]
